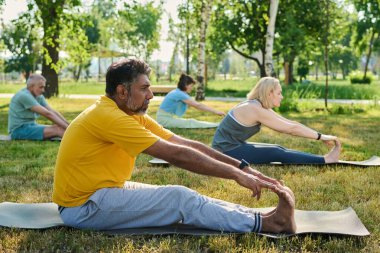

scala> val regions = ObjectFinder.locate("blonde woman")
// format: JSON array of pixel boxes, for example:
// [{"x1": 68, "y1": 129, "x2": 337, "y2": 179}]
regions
[{"x1": 212, "y1": 77, "x2": 341, "y2": 164}]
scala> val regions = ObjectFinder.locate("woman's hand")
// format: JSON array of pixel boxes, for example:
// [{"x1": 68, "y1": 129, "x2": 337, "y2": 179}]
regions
[
  {"x1": 215, "y1": 110, "x2": 226, "y2": 116},
  {"x1": 320, "y1": 134, "x2": 338, "y2": 141},
  {"x1": 320, "y1": 134, "x2": 340, "y2": 147}
]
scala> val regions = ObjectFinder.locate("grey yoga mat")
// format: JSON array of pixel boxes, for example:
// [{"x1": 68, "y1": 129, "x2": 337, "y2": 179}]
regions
[
  {"x1": 0, "y1": 202, "x2": 370, "y2": 238},
  {"x1": 149, "y1": 156, "x2": 380, "y2": 167}
]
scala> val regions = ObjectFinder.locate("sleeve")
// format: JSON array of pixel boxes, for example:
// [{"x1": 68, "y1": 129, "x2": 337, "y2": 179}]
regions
[
  {"x1": 99, "y1": 114, "x2": 169, "y2": 157},
  {"x1": 174, "y1": 90, "x2": 191, "y2": 101},
  {"x1": 37, "y1": 95, "x2": 48, "y2": 107},
  {"x1": 18, "y1": 92, "x2": 41, "y2": 109},
  {"x1": 140, "y1": 114, "x2": 174, "y2": 140}
]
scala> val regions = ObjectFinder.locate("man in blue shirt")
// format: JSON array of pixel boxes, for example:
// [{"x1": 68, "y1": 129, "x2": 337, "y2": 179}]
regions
[{"x1": 8, "y1": 74, "x2": 69, "y2": 140}]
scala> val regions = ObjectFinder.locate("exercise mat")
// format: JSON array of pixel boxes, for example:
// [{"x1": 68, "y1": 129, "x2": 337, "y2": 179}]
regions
[
  {"x1": 0, "y1": 202, "x2": 369, "y2": 238},
  {"x1": 149, "y1": 158, "x2": 169, "y2": 165},
  {"x1": 150, "y1": 156, "x2": 380, "y2": 167},
  {"x1": 268, "y1": 156, "x2": 380, "y2": 167}
]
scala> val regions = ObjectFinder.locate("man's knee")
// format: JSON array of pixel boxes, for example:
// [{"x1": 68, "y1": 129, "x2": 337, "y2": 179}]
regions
[{"x1": 165, "y1": 185, "x2": 200, "y2": 205}]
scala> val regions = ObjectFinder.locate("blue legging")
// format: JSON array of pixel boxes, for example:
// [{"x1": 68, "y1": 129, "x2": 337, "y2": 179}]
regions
[{"x1": 224, "y1": 143, "x2": 325, "y2": 165}]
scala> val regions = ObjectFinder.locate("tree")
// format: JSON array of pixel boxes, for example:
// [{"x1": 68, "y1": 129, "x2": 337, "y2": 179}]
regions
[
  {"x1": 1, "y1": 16, "x2": 42, "y2": 79},
  {"x1": 318, "y1": 0, "x2": 341, "y2": 108},
  {"x1": 167, "y1": 16, "x2": 181, "y2": 82},
  {"x1": 211, "y1": 0, "x2": 271, "y2": 77},
  {"x1": 60, "y1": 15, "x2": 92, "y2": 81},
  {"x1": 221, "y1": 56, "x2": 230, "y2": 80},
  {"x1": 33, "y1": 0, "x2": 81, "y2": 97},
  {"x1": 276, "y1": 0, "x2": 327, "y2": 84},
  {"x1": 90, "y1": 0, "x2": 119, "y2": 80},
  {"x1": 173, "y1": 1, "x2": 199, "y2": 74},
  {"x1": 353, "y1": 0, "x2": 380, "y2": 78},
  {"x1": 297, "y1": 58, "x2": 309, "y2": 82},
  {"x1": 265, "y1": 0, "x2": 279, "y2": 77},
  {"x1": 195, "y1": 0, "x2": 213, "y2": 101},
  {"x1": 118, "y1": 1, "x2": 162, "y2": 60}
]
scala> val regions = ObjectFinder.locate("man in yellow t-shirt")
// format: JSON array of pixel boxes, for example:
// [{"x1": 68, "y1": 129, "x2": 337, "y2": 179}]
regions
[{"x1": 53, "y1": 58, "x2": 296, "y2": 234}]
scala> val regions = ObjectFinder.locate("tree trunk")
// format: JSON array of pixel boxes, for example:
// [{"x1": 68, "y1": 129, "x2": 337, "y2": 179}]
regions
[
  {"x1": 284, "y1": 56, "x2": 295, "y2": 85},
  {"x1": 74, "y1": 65, "x2": 82, "y2": 82},
  {"x1": 363, "y1": 29, "x2": 376, "y2": 79},
  {"x1": 169, "y1": 42, "x2": 179, "y2": 82},
  {"x1": 323, "y1": 0, "x2": 330, "y2": 109},
  {"x1": 41, "y1": 39, "x2": 60, "y2": 98},
  {"x1": 315, "y1": 63, "x2": 318, "y2": 80},
  {"x1": 264, "y1": 0, "x2": 279, "y2": 77},
  {"x1": 195, "y1": 0, "x2": 212, "y2": 101},
  {"x1": 259, "y1": 62, "x2": 266, "y2": 78},
  {"x1": 185, "y1": 1, "x2": 190, "y2": 75},
  {"x1": 284, "y1": 62, "x2": 290, "y2": 85},
  {"x1": 288, "y1": 61, "x2": 295, "y2": 84},
  {"x1": 36, "y1": 0, "x2": 64, "y2": 98},
  {"x1": 324, "y1": 43, "x2": 329, "y2": 108},
  {"x1": 341, "y1": 65, "x2": 346, "y2": 80},
  {"x1": 98, "y1": 55, "x2": 101, "y2": 82}
]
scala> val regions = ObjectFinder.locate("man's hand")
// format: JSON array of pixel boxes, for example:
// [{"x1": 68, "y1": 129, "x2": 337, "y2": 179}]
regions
[
  {"x1": 236, "y1": 173, "x2": 279, "y2": 200},
  {"x1": 242, "y1": 166, "x2": 283, "y2": 187}
]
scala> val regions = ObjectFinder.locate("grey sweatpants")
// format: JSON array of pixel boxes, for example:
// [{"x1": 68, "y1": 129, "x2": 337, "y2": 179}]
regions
[{"x1": 59, "y1": 181, "x2": 262, "y2": 233}]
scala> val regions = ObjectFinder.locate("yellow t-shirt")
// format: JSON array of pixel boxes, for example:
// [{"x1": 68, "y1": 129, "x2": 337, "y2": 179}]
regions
[{"x1": 53, "y1": 96, "x2": 174, "y2": 207}]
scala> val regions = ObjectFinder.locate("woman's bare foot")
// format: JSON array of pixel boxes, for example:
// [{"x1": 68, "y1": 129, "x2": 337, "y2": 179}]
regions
[
  {"x1": 324, "y1": 140, "x2": 341, "y2": 163},
  {"x1": 261, "y1": 186, "x2": 297, "y2": 234}
]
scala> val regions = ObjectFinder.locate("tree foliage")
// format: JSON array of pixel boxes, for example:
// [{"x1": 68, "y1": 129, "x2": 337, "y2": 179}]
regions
[
  {"x1": 353, "y1": 0, "x2": 380, "y2": 78},
  {"x1": 119, "y1": 1, "x2": 162, "y2": 60},
  {"x1": 210, "y1": 0, "x2": 270, "y2": 77},
  {"x1": 60, "y1": 13, "x2": 93, "y2": 81},
  {"x1": 1, "y1": 13, "x2": 42, "y2": 79},
  {"x1": 33, "y1": 0, "x2": 81, "y2": 97}
]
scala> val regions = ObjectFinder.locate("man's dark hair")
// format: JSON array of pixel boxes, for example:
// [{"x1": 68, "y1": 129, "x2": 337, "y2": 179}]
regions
[
  {"x1": 177, "y1": 73, "x2": 195, "y2": 91},
  {"x1": 106, "y1": 58, "x2": 151, "y2": 96}
]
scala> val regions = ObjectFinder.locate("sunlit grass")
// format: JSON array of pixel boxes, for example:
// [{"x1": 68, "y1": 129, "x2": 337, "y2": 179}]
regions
[
  {"x1": 1, "y1": 77, "x2": 379, "y2": 99},
  {"x1": 0, "y1": 98, "x2": 379, "y2": 252}
]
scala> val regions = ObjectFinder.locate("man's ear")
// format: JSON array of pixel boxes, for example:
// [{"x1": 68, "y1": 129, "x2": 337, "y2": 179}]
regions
[{"x1": 116, "y1": 84, "x2": 128, "y2": 99}]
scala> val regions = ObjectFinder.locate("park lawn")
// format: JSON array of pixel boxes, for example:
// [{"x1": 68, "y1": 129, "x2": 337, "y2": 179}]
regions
[
  {"x1": 1, "y1": 77, "x2": 380, "y2": 100},
  {"x1": 0, "y1": 98, "x2": 379, "y2": 252}
]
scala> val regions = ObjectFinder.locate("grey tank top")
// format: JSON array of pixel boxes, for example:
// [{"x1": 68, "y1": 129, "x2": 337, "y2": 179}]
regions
[{"x1": 212, "y1": 100, "x2": 261, "y2": 152}]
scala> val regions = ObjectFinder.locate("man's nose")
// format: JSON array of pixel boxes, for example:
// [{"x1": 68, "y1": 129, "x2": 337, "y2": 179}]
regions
[{"x1": 147, "y1": 88, "x2": 154, "y2": 99}]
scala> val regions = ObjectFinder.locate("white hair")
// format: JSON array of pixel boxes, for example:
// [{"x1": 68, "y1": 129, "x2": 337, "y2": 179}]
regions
[{"x1": 26, "y1": 74, "x2": 46, "y2": 88}]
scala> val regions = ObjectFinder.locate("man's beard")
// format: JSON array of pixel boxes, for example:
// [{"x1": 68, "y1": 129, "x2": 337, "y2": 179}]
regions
[{"x1": 126, "y1": 94, "x2": 149, "y2": 115}]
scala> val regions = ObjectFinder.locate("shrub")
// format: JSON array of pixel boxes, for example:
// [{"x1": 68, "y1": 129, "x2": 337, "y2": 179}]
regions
[
  {"x1": 277, "y1": 90, "x2": 300, "y2": 112},
  {"x1": 329, "y1": 104, "x2": 366, "y2": 114},
  {"x1": 349, "y1": 71, "x2": 373, "y2": 84}
]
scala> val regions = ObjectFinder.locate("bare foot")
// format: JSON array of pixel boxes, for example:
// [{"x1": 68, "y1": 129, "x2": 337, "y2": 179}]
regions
[
  {"x1": 324, "y1": 140, "x2": 341, "y2": 163},
  {"x1": 261, "y1": 186, "x2": 295, "y2": 218},
  {"x1": 261, "y1": 186, "x2": 296, "y2": 234},
  {"x1": 261, "y1": 207, "x2": 276, "y2": 217}
]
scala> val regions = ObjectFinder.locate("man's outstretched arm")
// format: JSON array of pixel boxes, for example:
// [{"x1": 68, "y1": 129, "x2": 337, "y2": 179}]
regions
[
  {"x1": 144, "y1": 138, "x2": 278, "y2": 200},
  {"x1": 45, "y1": 104, "x2": 70, "y2": 125},
  {"x1": 31, "y1": 105, "x2": 69, "y2": 129},
  {"x1": 167, "y1": 134, "x2": 282, "y2": 186}
]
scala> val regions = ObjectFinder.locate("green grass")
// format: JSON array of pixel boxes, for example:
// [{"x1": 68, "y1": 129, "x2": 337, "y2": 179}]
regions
[
  {"x1": 1, "y1": 77, "x2": 379, "y2": 100},
  {"x1": 0, "y1": 98, "x2": 379, "y2": 252},
  {"x1": 206, "y1": 78, "x2": 380, "y2": 100}
]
